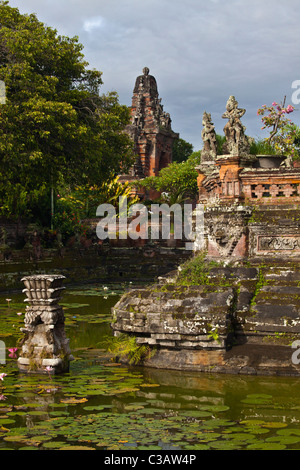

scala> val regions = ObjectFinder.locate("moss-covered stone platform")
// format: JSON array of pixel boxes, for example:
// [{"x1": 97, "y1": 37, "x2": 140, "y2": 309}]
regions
[{"x1": 111, "y1": 259, "x2": 300, "y2": 376}]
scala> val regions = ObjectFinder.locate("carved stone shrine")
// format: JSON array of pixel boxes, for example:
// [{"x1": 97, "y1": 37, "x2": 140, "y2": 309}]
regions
[
  {"x1": 18, "y1": 274, "x2": 73, "y2": 374},
  {"x1": 121, "y1": 67, "x2": 179, "y2": 189}
]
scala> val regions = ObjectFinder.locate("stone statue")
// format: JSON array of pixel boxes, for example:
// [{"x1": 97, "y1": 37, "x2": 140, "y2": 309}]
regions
[
  {"x1": 222, "y1": 96, "x2": 250, "y2": 155},
  {"x1": 201, "y1": 111, "x2": 217, "y2": 163},
  {"x1": 133, "y1": 96, "x2": 144, "y2": 128}
]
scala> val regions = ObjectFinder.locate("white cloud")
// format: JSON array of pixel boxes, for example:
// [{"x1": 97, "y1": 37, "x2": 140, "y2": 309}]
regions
[{"x1": 83, "y1": 16, "x2": 106, "y2": 33}]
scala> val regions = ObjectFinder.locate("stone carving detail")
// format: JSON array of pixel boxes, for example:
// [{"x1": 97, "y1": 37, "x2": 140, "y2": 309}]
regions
[
  {"x1": 222, "y1": 95, "x2": 251, "y2": 155},
  {"x1": 18, "y1": 274, "x2": 73, "y2": 374},
  {"x1": 133, "y1": 96, "x2": 145, "y2": 129},
  {"x1": 258, "y1": 236, "x2": 300, "y2": 251},
  {"x1": 204, "y1": 208, "x2": 250, "y2": 258},
  {"x1": 201, "y1": 111, "x2": 217, "y2": 163},
  {"x1": 246, "y1": 183, "x2": 299, "y2": 199}
]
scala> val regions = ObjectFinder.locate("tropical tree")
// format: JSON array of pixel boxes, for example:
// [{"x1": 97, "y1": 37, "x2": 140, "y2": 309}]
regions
[
  {"x1": 172, "y1": 138, "x2": 194, "y2": 163},
  {"x1": 0, "y1": 1, "x2": 135, "y2": 223}
]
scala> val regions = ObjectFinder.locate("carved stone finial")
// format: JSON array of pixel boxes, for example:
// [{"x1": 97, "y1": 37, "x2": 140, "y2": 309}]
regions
[
  {"x1": 201, "y1": 111, "x2": 217, "y2": 164},
  {"x1": 18, "y1": 274, "x2": 73, "y2": 374},
  {"x1": 143, "y1": 67, "x2": 150, "y2": 76}
]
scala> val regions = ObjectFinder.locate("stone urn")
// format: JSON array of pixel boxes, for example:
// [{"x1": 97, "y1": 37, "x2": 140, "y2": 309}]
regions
[
  {"x1": 254, "y1": 155, "x2": 286, "y2": 169},
  {"x1": 18, "y1": 274, "x2": 74, "y2": 374}
]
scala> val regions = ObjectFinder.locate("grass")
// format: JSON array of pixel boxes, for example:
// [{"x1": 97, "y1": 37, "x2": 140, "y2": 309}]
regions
[
  {"x1": 176, "y1": 251, "x2": 230, "y2": 288},
  {"x1": 250, "y1": 139, "x2": 276, "y2": 155}
]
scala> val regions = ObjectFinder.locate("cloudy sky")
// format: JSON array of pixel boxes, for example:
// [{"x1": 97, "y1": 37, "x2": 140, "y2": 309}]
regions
[{"x1": 6, "y1": 0, "x2": 300, "y2": 150}]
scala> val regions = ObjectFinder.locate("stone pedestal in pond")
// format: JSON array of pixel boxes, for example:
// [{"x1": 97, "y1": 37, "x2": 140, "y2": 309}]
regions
[{"x1": 18, "y1": 274, "x2": 73, "y2": 374}]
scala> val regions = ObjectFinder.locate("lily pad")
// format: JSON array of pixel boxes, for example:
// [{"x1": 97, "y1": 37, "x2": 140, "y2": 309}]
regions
[
  {"x1": 59, "y1": 445, "x2": 96, "y2": 450},
  {"x1": 247, "y1": 443, "x2": 286, "y2": 450}
]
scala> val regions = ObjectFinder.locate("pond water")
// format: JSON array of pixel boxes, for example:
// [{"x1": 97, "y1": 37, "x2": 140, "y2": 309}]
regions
[{"x1": 1, "y1": 283, "x2": 300, "y2": 451}]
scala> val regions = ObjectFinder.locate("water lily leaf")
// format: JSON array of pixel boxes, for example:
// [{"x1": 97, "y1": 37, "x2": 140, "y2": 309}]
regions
[
  {"x1": 140, "y1": 383, "x2": 160, "y2": 388},
  {"x1": 184, "y1": 444, "x2": 210, "y2": 450},
  {"x1": 43, "y1": 441, "x2": 69, "y2": 449},
  {"x1": 261, "y1": 422, "x2": 288, "y2": 429},
  {"x1": 266, "y1": 436, "x2": 300, "y2": 445},
  {"x1": 241, "y1": 394, "x2": 273, "y2": 405},
  {"x1": 0, "y1": 418, "x2": 15, "y2": 424},
  {"x1": 3, "y1": 435, "x2": 28, "y2": 442},
  {"x1": 201, "y1": 405, "x2": 230, "y2": 413},
  {"x1": 197, "y1": 432, "x2": 222, "y2": 441},
  {"x1": 49, "y1": 411, "x2": 70, "y2": 416},
  {"x1": 181, "y1": 410, "x2": 212, "y2": 418},
  {"x1": 239, "y1": 419, "x2": 266, "y2": 426},
  {"x1": 210, "y1": 440, "x2": 242, "y2": 450},
  {"x1": 277, "y1": 429, "x2": 300, "y2": 437},
  {"x1": 18, "y1": 446, "x2": 39, "y2": 450},
  {"x1": 96, "y1": 441, "x2": 110, "y2": 448},
  {"x1": 0, "y1": 426, "x2": 10, "y2": 432},
  {"x1": 60, "y1": 397, "x2": 88, "y2": 404},
  {"x1": 202, "y1": 419, "x2": 235, "y2": 428},
  {"x1": 247, "y1": 443, "x2": 286, "y2": 450},
  {"x1": 59, "y1": 445, "x2": 96, "y2": 450},
  {"x1": 137, "y1": 445, "x2": 162, "y2": 450}
]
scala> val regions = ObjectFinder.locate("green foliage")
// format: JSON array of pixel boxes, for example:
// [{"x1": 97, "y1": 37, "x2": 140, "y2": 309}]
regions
[
  {"x1": 207, "y1": 325, "x2": 221, "y2": 343},
  {"x1": 104, "y1": 333, "x2": 154, "y2": 365},
  {"x1": 53, "y1": 177, "x2": 139, "y2": 241},
  {"x1": 0, "y1": 1, "x2": 135, "y2": 222},
  {"x1": 138, "y1": 154, "x2": 198, "y2": 204},
  {"x1": 172, "y1": 138, "x2": 194, "y2": 163},
  {"x1": 176, "y1": 252, "x2": 220, "y2": 286},
  {"x1": 216, "y1": 134, "x2": 226, "y2": 155},
  {"x1": 250, "y1": 264, "x2": 268, "y2": 309},
  {"x1": 250, "y1": 139, "x2": 276, "y2": 155}
]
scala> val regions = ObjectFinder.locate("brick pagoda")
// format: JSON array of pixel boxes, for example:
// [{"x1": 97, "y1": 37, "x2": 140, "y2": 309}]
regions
[{"x1": 122, "y1": 67, "x2": 179, "y2": 182}]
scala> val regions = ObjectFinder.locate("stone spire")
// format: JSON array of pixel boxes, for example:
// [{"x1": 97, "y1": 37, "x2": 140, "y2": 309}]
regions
[{"x1": 123, "y1": 68, "x2": 179, "y2": 180}]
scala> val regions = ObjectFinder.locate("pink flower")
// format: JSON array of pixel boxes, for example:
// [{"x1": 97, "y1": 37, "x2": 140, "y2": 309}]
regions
[
  {"x1": 8, "y1": 348, "x2": 18, "y2": 358},
  {"x1": 0, "y1": 373, "x2": 7, "y2": 381},
  {"x1": 0, "y1": 395, "x2": 7, "y2": 401}
]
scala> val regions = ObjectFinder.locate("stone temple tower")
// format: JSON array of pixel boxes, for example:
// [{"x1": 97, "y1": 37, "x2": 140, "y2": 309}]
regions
[{"x1": 123, "y1": 67, "x2": 179, "y2": 180}]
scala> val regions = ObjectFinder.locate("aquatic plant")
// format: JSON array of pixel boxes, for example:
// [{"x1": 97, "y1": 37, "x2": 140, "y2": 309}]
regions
[{"x1": 103, "y1": 333, "x2": 155, "y2": 365}]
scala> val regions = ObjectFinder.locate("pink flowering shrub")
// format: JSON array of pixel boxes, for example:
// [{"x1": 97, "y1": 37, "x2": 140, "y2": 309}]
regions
[{"x1": 257, "y1": 99, "x2": 300, "y2": 160}]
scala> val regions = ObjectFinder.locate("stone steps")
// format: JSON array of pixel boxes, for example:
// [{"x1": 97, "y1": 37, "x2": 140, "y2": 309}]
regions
[{"x1": 234, "y1": 265, "x2": 300, "y2": 345}]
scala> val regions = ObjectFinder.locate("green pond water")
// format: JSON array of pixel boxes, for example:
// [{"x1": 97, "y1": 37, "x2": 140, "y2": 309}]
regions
[{"x1": 1, "y1": 283, "x2": 300, "y2": 450}]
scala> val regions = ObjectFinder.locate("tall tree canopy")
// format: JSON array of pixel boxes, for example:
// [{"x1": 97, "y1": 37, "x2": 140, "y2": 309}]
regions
[{"x1": 0, "y1": 1, "x2": 135, "y2": 219}]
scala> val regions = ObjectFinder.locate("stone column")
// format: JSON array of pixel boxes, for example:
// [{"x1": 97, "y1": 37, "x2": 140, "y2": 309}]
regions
[{"x1": 18, "y1": 274, "x2": 73, "y2": 374}]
